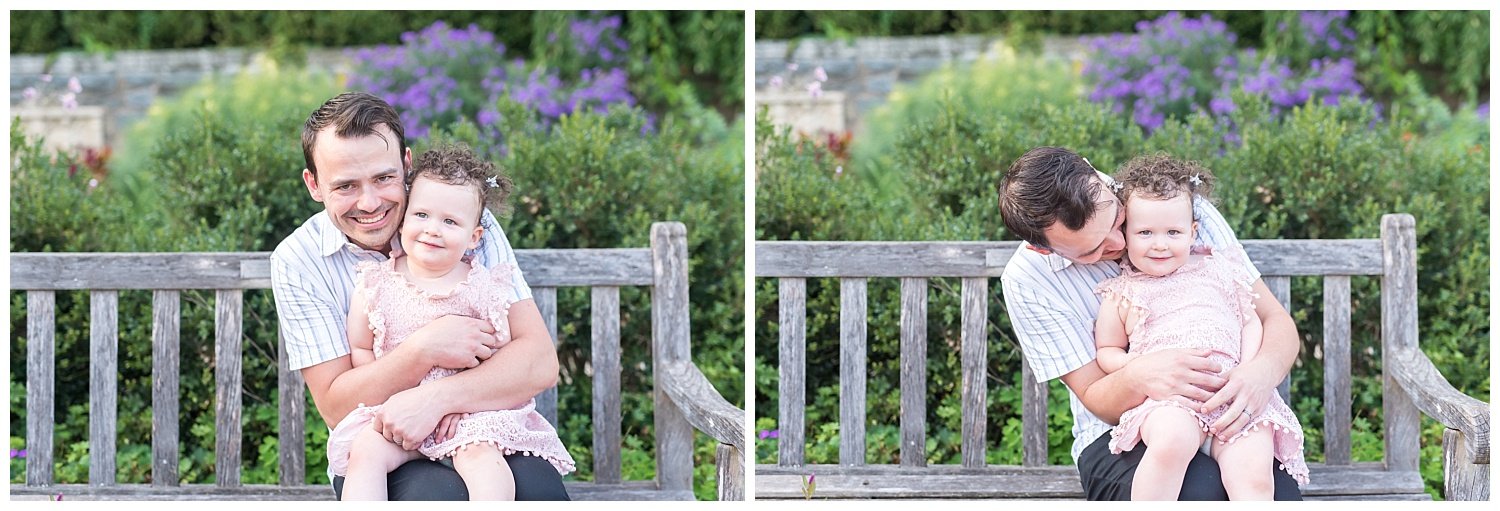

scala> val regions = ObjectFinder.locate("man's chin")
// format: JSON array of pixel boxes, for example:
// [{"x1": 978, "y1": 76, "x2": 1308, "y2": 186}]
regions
[{"x1": 1102, "y1": 250, "x2": 1125, "y2": 262}]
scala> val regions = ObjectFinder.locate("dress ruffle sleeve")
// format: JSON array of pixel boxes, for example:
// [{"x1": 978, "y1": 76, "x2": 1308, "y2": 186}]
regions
[
  {"x1": 1096, "y1": 274, "x2": 1150, "y2": 335},
  {"x1": 352, "y1": 260, "x2": 389, "y2": 357},
  {"x1": 483, "y1": 263, "x2": 520, "y2": 348},
  {"x1": 1210, "y1": 244, "x2": 1260, "y2": 326}
]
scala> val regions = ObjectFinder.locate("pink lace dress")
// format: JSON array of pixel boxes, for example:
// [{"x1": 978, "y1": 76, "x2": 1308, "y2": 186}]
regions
[
  {"x1": 325, "y1": 258, "x2": 576, "y2": 477},
  {"x1": 1095, "y1": 245, "x2": 1309, "y2": 485}
]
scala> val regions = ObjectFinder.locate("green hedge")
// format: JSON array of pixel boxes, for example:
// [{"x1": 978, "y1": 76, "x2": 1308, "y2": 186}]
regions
[
  {"x1": 754, "y1": 61, "x2": 1487, "y2": 498},
  {"x1": 11, "y1": 68, "x2": 744, "y2": 500}
]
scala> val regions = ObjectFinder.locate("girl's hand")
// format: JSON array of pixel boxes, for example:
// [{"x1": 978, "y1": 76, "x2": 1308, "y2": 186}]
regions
[{"x1": 434, "y1": 412, "x2": 468, "y2": 444}]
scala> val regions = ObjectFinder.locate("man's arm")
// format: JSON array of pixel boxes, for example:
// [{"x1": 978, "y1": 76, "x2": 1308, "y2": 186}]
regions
[
  {"x1": 373, "y1": 299, "x2": 559, "y2": 444},
  {"x1": 1062, "y1": 347, "x2": 1225, "y2": 425}
]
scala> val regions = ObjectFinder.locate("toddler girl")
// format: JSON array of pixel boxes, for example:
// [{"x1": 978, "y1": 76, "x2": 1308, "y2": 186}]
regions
[
  {"x1": 328, "y1": 145, "x2": 575, "y2": 500},
  {"x1": 1093, "y1": 158, "x2": 1308, "y2": 500}
]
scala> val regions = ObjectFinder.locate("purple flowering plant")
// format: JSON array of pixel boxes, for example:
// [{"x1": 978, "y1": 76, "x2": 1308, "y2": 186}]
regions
[
  {"x1": 1084, "y1": 11, "x2": 1367, "y2": 135},
  {"x1": 347, "y1": 15, "x2": 637, "y2": 141}
]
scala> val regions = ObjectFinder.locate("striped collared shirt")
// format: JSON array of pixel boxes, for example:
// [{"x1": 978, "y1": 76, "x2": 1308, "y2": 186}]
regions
[
  {"x1": 1000, "y1": 199, "x2": 1258, "y2": 463},
  {"x1": 270, "y1": 208, "x2": 533, "y2": 371}
]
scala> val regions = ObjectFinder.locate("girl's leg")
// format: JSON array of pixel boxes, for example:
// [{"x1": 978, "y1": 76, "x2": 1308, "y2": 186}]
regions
[
  {"x1": 1131, "y1": 406, "x2": 1208, "y2": 501},
  {"x1": 341, "y1": 426, "x2": 424, "y2": 501},
  {"x1": 1211, "y1": 426, "x2": 1276, "y2": 500},
  {"x1": 451, "y1": 444, "x2": 517, "y2": 501}
]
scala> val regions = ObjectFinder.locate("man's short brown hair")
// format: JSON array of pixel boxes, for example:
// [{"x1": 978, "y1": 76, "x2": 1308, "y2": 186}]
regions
[
  {"x1": 997, "y1": 146, "x2": 1107, "y2": 249},
  {"x1": 301, "y1": 91, "x2": 406, "y2": 180}
]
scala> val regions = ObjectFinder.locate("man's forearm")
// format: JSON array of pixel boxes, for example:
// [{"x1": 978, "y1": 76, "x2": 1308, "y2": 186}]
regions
[
  {"x1": 314, "y1": 348, "x2": 431, "y2": 425},
  {"x1": 1063, "y1": 362, "x2": 1145, "y2": 426},
  {"x1": 421, "y1": 334, "x2": 559, "y2": 414}
]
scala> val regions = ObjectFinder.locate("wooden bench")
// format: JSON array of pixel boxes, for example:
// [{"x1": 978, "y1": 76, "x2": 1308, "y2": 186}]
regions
[
  {"x1": 12, "y1": 222, "x2": 745, "y2": 501},
  {"x1": 754, "y1": 214, "x2": 1488, "y2": 500}
]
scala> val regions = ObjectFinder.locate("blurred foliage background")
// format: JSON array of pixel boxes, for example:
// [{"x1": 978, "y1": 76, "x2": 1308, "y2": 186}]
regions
[
  {"x1": 10, "y1": 11, "x2": 743, "y2": 500},
  {"x1": 754, "y1": 10, "x2": 1487, "y2": 499}
]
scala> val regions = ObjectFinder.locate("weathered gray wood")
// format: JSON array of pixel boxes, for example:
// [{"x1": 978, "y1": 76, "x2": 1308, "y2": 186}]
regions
[
  {"x1": 1264, "y1": 276, "x2": 1293, "y2": 403},
  {"x1": 214, "y1": 289, "x2": 243, "y2": 487},
  {"x1": 276, "y1": 328, "x2": 305, "y2": 486},
  {"x1": 10, "y1": 250, "x2": 655, "y2": 290},
  {"x1": 151, "y1": 290, "x2": 181, "y2": 487},
  {"x1": 1442, "y1": 429, "x2": 1490, "y2": 501},
  {"x1": 26, "y1": 290, "x2": 55, "y2": 486},
  {"x1": 1021, "y1": 355, "x2": 1048, "y2": 467},
  {"x1": 1380, "y1": 214, "x2": 1421, "y2": 473},
  {"x1": 960, "y1": 277, "x2": 987, "y2": 468},
  {"x1": 591, "y1": 286, "x2": 622, "y2": 485},
  {"x1": 514, "y1": 248, "x2": 654, "y2": 286},
  {"x1": 839, "y1": 278, "x2": 867, "y2": 466},
  {"x1": 753, "y1": 239, "x2": 1383, "y2": 278},
  {"x1": 89, "y1": 290, "x2": 119, "y2": 486},
  {"x1": 778, "y1": 277, "x2": 806, "y2": 467},
  {"x1": 1322, "y1": 276, "x2": 1352, "y2": 466},
  {"x1": 9, "y1": 481, "x2": 694, "y2": 501},
  {"x1": 1387, "y1": 345, "x2": 1490, "y2": 464},
  {"x1": 899, "y1": 277, "x2": 927, "y2": 467},
  {"x1": 716, "y1": 443, "x2": 745, "y2": 501},
  {"x1": 649, "y1": 222, "x2": 694, "y2": 493},
  {"x1": 533, "y1": 287, "x2": 559, "y2": 427},
  {"x1": 753, "y1": 462, "x2": 1426, "y2": 499},
  {"x1": 660, "y1": 360, "x2": 746, "y2": 449},
  {"x1": 11, "y1": 253, "x2": 273, "y2": 289}
]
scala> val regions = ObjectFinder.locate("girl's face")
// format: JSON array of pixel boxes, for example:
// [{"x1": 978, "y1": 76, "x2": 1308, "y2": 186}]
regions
[
  {"x1": 400, "y1": 175, "x2": 483, "y2": 272},
  {"x1": 1123, "y1": 193, "x2": 1198, "y2": 277}
]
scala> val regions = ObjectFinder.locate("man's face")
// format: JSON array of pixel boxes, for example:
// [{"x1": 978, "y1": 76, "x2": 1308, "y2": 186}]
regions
[
  {"x1": 1040, "y1": 175, "x2": 1127, "y2": 265},
  {"x1": 302, "y1": 124, "x2": 410, "y2": 252}
]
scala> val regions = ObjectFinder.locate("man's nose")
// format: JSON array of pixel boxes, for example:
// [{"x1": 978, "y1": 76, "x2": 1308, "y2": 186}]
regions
[{"x1": 356, "y1": 187, "x2": 382, "y2": 212}]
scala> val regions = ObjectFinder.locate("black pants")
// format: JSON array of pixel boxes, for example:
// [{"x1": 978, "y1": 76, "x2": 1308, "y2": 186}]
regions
[
  {"x1": 332, "y1": 454, "x2": 570, "y2": 500},
  {"x1": 1077, "y1": 431, "x2": 1302, "y2": 500}
]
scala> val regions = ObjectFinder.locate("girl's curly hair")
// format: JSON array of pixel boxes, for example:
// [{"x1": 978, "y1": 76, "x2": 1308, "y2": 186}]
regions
[
  {"x1": 1112, "y1": 153, "x2": 1216, "y2": 212},
  {"x1": 407, "y1": 143, "x2": 514, "y2": 219}
]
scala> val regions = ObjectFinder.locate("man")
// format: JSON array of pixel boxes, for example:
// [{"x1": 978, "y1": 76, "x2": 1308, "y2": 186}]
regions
[
  {"x1": 270, "y1": 92, "x2": 569, "y2": 500},
  {"x1": 996, "y1": 147, "x2": 1302, "y2": 500}
]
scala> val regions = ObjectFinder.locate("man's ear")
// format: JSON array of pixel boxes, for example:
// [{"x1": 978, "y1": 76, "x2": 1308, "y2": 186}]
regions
[
  {"x1": 302, "y1": 169, "x2": 323, "y2": 202},
  {"x1": 1025, "y1": 244, "x2": 1052, "y2": 255}
]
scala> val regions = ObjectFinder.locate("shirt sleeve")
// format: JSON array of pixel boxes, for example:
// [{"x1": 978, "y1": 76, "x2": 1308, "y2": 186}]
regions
[
  {"x1": 270, "y1": 250, "x2": 350, "y2": 371},
  {"x1": 1001, "y1": 268, "x2": 1098, "y2": 383},
  {"x1": 1194, "y1": 200, "x2": 1261, "y2": 282},
  {"x1": 476, "y1": 208, "x2": 534, "y2": 302}
]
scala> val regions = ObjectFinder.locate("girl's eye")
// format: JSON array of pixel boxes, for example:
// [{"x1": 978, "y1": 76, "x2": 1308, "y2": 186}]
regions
[
  {"x1": 1169, "y1": 230, "x2": 1183, "y2": 236},
  {"x1": 444, "y1": 218, "x2": 458, "y2": 225},
  {"x1": 413, "y1": 212, "x2": 427, "y2": 219}
]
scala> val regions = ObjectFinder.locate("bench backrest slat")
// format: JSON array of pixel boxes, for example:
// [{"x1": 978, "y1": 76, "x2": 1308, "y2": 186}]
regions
[
  {"x1": 959, "y1": 277, "x2": 988, "y2": 468},
  {"x1": 277, "y1": 327, "x2": 307, "y2": 487},
  {"x1": 152, "y1": 290, "x2": 181, "y2": 487},
  {"x1": 777, "y1": 277, "x2": 806, "y2": 466},
  {"x1": 1322, "y1": 276, "x2": 1353, "y2": 465},
  {"x1": 591, "y1": 286, "x2": 623, "y2": 484},
  {"x1": 648, "y1": 222, "x2": 695, "y2": 492},
  {"x1": 90, "y1": 290, "x2": 119, "y2": 486},
  {"x1": 839, "y1": 278, "x2": 868, "y2": 466},
  {"x1": 754, "y1": 240, "x2": 1384, "y2": 278},
  {"x1": 533, "y1": 287, "x2": 560, "y2": 427},
  {"x1": 215, "y1": 290, "x2": 244, "y2": 487},
  {"x1": 1020, "y1": 356, "x2": 1048, "y2": 467},
  {"x1": 26, "y1": 290, "x2": 56, "y2": 486},
  {"x1": 899, "y1": 278, "x2": 927, "y2": 467},
  {"x1": 1381, "y1": 216, "x2": 1421, "y2": 472}
]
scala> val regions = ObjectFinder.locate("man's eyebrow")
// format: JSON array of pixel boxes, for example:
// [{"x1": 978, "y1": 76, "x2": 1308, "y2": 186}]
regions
[{"x1": 327, "y1": 168, "x2": 400, "y2": 187}]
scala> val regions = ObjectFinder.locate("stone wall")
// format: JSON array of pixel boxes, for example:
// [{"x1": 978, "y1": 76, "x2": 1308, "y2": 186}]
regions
[
  {"x1": 754, "y1": 34, "x2": 1090, "y2": 136},
  {"x1": 10, "y1": 47, "x2": 357, "y2": 149}
]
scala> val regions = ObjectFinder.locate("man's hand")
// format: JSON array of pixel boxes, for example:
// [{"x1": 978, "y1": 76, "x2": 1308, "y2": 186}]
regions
[
  {"x1": 1202, "y1": 356, "x2": 1281, "y2": 441},
  {"x1": 401, "y1": 315, "x2": 501, "y2": 370},
  {"x1": 372, "y1": 386, "x2": 446, "y2": 451},
  {"x1": 1124, "y1": 348, "x2": 1226, "y2": 408}
]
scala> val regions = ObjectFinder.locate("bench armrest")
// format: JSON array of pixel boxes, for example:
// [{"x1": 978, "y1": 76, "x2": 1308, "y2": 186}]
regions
[
  {"x1": 659, "y1": 360, "x2": 746, "y2": 451},
  {"x1": 1387, "y1": 345, "x2": 1490, "y2": 464}
]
